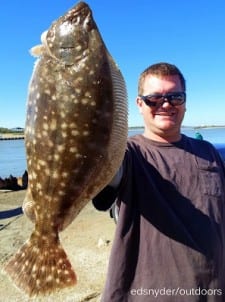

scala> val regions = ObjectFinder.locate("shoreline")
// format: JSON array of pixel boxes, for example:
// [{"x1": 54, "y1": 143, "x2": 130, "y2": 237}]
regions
[
  {"x1": 0, "y1": 134, "x2": 24, "y2": 140},
  {"x1": 1, "y1": 125, "x2": 225, "y2": 139},
  {"x1": 129, "y1": 125, "x2": 225, "y2": 130}
]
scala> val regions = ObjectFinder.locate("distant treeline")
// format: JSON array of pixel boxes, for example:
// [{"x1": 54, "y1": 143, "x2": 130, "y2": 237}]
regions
[
  {"x1": 193, "y1": 125, "x2": 225, "y2": 129},
  {"x1": 0, "y1": 127, "x2": 24, "y2": 134},
  {"x1": 129, "y1": 125, "x2": 225, "y2": 130}
]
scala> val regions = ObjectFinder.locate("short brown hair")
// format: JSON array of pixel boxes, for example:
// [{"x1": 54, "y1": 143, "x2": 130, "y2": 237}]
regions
[{"x1": 138, "y1": 62, "x2": 186, "y2": 95}]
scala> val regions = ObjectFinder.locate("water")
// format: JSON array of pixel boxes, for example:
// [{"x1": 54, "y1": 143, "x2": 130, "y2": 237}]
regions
[
  {"x1": 0, "y1": 127, "x2": 225, "y2": 178},
  {"x1": 129, "y1": 127, "x2": 225, "y2": 143},
  {"x1": 0, "y1": 139, "x2": 26, "y2": 178}
]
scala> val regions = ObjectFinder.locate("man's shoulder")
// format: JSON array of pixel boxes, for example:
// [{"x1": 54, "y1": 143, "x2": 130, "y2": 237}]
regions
[
  {"x1": 182, "y1": 134, "x2": 219, "y2": 159},
  {"x1": 128, "y1": 134, "x2": 143, "y2": 143},
  {"x1": 183, "y1": 134, "x2": 216, "y2": 150},
  {"x1": 127, "y1": 134, "x2": 146, "y2": 151}
]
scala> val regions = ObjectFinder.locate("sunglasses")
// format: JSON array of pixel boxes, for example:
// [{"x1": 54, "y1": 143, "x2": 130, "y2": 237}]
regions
[{"x1": 139, "y1": 92, "x2": 186, "y2": 107}]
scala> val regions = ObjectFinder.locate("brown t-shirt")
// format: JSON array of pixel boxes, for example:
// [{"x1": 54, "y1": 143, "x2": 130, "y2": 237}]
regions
[{"x1": 99, "y1": 134, "x2": 225, "y2": 301}]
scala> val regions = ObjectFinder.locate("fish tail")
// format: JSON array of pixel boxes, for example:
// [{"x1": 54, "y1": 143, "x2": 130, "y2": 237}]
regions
[{"x1": 3, "y1": 231, "x2": 76, "y2": 296}]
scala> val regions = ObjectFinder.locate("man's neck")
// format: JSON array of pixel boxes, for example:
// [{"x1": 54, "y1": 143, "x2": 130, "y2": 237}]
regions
[{"x1": 143, "y1": 129, "x2": 182, "y2": 143}]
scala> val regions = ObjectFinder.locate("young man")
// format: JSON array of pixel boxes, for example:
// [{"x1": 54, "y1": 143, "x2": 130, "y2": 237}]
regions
[{"x1": 93, "y1": 62, "x2": 225, "y2": 301}]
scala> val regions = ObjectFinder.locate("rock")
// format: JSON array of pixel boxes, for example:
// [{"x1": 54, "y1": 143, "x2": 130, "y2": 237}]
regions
[
  {"x1": 0, "y1": 171, "x2": 28, "y2": 191},
  {"x1": 22, "y1": 170, "x2": 28, "y2": 189},
  {"x1": 97, "y1": 238, "x2": 111, "y2": 248}
]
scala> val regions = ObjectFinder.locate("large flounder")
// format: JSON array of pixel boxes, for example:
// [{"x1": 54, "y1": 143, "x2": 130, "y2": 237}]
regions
[{"x1": 3, "y1": 1, "x2": 127, "y2": 297}]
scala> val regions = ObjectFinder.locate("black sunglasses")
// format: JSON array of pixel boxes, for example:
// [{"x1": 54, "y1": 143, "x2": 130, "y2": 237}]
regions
[{"x1": 139, "y1": 92, "x2": 186, "y2": 107}]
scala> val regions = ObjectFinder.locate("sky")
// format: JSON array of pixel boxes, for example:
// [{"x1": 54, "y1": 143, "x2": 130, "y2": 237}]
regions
[{"x1": 0, "y1": 0, "x2": 224, "y2": 129}]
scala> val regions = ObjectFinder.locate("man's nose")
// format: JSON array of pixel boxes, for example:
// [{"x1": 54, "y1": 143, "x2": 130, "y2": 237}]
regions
[{"x1": 161, "y1": 99, "x2": 172, "y2": 107}]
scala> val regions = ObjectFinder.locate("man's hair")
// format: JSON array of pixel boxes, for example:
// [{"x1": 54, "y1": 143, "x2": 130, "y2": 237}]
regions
[{"x1": 138, "y1": 62, "x2": 186, "y2": 95}]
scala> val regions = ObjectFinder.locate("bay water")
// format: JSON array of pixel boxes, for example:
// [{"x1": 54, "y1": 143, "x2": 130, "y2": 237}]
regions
[{"x1": 0, "y1": 127, "x2": 225, "y2": 178}]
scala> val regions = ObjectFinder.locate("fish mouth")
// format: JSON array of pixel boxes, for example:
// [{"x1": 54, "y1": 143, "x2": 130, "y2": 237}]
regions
[
  {"x1": 65, "y1": 2, "x2": 92, "y2": 23},
  {"x1": 72, "y1": 2, "x2": 90, "y2": 13},
  {"x1": 62, "y1": 2, "x2": 94, "y2": 32}
]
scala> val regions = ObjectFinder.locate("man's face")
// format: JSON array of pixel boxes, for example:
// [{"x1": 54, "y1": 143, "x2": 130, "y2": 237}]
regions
[{"x1": 137, "y1": 75, "x2": 186, "y2": 142}]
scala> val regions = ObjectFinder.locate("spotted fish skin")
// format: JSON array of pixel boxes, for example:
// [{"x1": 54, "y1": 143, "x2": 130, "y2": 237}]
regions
[{"x1": 3, "y1": 1, "x2": 127, "y2": 297}]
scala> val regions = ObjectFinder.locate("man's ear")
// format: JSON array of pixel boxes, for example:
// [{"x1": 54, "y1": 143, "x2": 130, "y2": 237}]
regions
[{"x1": 136, "y1": 97, "x2": 143, "y2": 114}]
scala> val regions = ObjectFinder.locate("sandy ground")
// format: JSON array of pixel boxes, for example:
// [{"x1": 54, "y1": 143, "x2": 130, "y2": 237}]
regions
[{"x1": 0, "y1": 190, "x2": 115, "y2": 302}]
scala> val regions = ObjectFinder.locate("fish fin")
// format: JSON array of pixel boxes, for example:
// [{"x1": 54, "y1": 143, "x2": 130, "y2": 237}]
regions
[
  {"x1": 22, "y1": 189, "x2": 36, "y2": 223},
  {"x1": 29, "y1": 30, "x2": 48, "y2": 57},
  {"x1": 30, "y1": 44, "x2": 45, "y2": 57},
  {"x1": 3, "y1": 231, "x2": 76, "y2": 297},
  {"x1": 22, "y1": 199, "x2": 35, "y2": 222}
]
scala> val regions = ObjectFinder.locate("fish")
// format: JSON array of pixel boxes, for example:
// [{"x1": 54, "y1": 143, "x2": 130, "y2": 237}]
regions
[{"x1": 3, "y1": 1, "x2": 127, "y2": 297}]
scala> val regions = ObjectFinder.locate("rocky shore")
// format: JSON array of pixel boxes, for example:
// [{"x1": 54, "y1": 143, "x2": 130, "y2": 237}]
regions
[{"x1": 0, "y1": 171, "x2": 28, "y2": 191}]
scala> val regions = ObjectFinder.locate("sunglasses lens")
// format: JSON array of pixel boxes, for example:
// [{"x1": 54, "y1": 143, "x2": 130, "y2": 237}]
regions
[
  {"x1": 170, "y1": 94, "x2": 185, "y2": 105},
  {"x1": 141, "y1": 92, "x2": 185, "y2": 107}
]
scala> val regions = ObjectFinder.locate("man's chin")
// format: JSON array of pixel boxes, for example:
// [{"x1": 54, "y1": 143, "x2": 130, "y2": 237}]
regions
[{"x1": 156, "y1": 120, "x2": 177, "y2": 130}]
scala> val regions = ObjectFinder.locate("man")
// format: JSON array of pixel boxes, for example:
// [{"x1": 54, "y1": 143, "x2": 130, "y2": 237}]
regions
[{"x1": 93, "y1": 62, "x2": 225, "y2": 301}]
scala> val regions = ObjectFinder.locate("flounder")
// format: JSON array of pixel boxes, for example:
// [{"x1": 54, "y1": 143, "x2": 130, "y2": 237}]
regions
[{"x1": 3, "y1": 1, "x2": 127, "y2": 297}]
